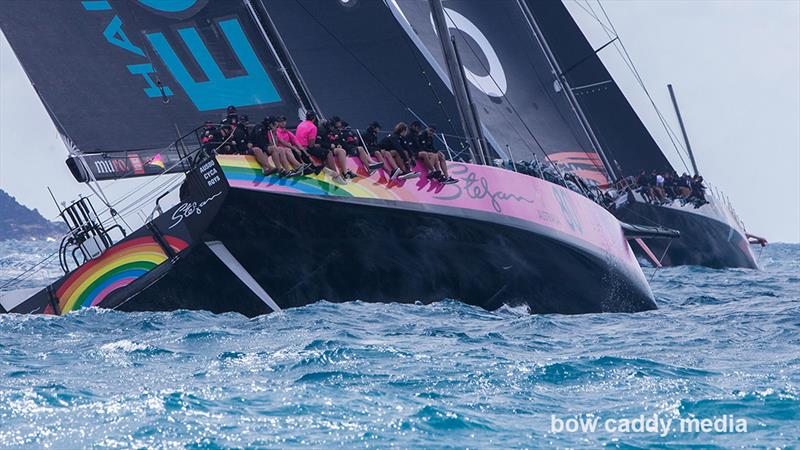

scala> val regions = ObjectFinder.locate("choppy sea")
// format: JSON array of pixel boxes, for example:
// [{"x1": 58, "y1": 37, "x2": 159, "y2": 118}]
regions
[{"x1": 0, "y1": 241, "x2": 798, "y2": 448}]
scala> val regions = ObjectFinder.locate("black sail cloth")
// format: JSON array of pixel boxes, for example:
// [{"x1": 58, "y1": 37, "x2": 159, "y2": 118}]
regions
[
  {"x1": 0, "y1": 0, "x2": 302, "y2": 154},
  {"x1": 394, "y1": 0, "x2": 610, "y2": 184},
  {"x1": 523, "y1": 0, "x2": 675, "y2": 176}
]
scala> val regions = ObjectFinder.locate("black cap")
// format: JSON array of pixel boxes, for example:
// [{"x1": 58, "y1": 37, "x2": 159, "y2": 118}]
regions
[{"x1": 226, "y1": 105, "x2": 237, "y2": 113}]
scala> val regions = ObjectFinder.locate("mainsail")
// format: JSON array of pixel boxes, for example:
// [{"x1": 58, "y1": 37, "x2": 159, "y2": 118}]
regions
[
  {"x1": 394, "y1": 0, "x2": 609, "y2": 184},
  {"x1": 523, "y1": 0, "x2": 674, "y2": 177},
  {"x1": 263, "y1": 0, "x2": 466, "y2": 147},
  {"x1": 0, "y1": 1, "x2": 303, "y2": 158}
]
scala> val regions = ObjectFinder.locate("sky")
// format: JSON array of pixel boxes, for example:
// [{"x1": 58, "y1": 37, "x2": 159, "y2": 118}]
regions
[{"x1": 1, "y1": 0, "x2": 798, "y2": 242}]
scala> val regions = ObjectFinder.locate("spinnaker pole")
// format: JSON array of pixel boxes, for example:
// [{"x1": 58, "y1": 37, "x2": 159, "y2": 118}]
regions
[{"x1": 667, "y1": 84, "x2": 699, "y2": 176}]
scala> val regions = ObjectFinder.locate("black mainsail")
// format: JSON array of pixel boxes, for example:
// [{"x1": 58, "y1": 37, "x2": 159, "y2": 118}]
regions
[
  {"x1": 262, "y1": 0, "x2": 467, "y2": 145},
  {"x1": 393, "y1": 0, "x2": 610, "y2": 184},
  {"x1": 523, "y1": 0, "x2": 674, "y2": 176},
  {"x1": 0, "y1": 0, "x2": 304, "y2": 179}
]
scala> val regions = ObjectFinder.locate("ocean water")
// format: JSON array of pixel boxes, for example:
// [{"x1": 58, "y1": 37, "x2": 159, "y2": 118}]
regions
[{"x1": 0, "y1": 241, "x2": 798, "y2": 449}]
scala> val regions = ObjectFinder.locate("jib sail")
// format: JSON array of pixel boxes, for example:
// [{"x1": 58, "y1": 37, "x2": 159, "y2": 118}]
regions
[
  {"x1": 0, "y1": 0, "x2": 303, "y2": 178},
  {"x1": 262, "y1": 0, "x2": 468, "y2": 150},
  {"x1": 523, "y1": 0, "x2": 674, "y2": 177},
  {"x1": 393, "y1": 0, "x2": 610, "y2": 184}
]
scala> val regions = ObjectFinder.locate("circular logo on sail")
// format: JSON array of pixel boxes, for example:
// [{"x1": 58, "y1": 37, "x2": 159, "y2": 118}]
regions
[
  {"x1": 134, "y1": 0, "x2": 208, "y2": 18},
  {"x1": 430, "y1": 8, "x2": 508, "y2": 98}
]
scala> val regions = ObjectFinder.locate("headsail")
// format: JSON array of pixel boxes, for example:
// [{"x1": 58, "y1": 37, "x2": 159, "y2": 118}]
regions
[
  {"x1": 523, "y1": 0, "x2": 674, "y2": 177},
  {"x1": 394, "y1": 0, "x2": 609, "y2": 184},
  {"x1": 0, "y1": 1, "x2": 303, "y2": 159},
  {"x1": 263, "y1": 0, "x2": 467, "y2": 148}
]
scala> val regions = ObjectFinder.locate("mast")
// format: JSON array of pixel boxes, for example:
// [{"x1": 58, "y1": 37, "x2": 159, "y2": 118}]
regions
[
  {"x1": 516, "y1": 0, "x2": 618, "y2": 181},
  {"x1": 245, "y1": 0, "x2": 322, "y2": 117},
  {"x1": 428, "y1": 0, "x2": 488, "y2": 165},
  {"x1": 667, "y1": 84, "x2": 699, "y2": 176}
]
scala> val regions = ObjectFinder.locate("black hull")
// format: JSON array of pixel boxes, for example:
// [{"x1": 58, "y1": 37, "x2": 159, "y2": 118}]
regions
[
  {"x1": 119, "y1": 188, "x2": 656, "y2": 316},
  {"x1": 614, "y1": 197, "x2": 757, "y2": 269}
]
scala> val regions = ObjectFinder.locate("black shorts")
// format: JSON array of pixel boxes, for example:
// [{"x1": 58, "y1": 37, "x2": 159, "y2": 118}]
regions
[{"x1": 307, "y1": 146, "x2": 330, "y2": 161}]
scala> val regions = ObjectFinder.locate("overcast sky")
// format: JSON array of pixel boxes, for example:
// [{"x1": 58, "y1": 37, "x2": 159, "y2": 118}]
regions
[{"x1": 1, "y1": 0, "x2": 798, "y2": 242}]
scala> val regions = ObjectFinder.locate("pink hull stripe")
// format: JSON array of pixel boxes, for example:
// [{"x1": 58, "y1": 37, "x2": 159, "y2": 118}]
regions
[
  {"x1": 218, "y1": 156, "x2": 643, "y2": 275},
  {"x1": 91, "y1": 278, "x2": 136, "y2": 307}
]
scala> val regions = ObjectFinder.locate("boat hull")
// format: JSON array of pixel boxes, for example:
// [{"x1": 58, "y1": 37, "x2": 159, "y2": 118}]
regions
[
  {"x1": 119, "y1": 187, "x2": 655, "y2": 315},
  {"x1": 4, "y1": 155, "x2": 656, "y2": 316},
  {"x1": 614, "y1": 193, "x2": 757, "y2": 269}
]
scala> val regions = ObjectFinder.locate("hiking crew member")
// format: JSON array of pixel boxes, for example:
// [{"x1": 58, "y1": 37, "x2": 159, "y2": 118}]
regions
[
  {"x1": 276, "y1": 116, "x2": 313, "y2": 174},
  {"x1": 295, "y1": 111, "x2": 318, "y2": 150},
  {"x1": 379, "y1": 122, "x2": 420, "y2": 180},
  {"x1": 409, "y1": 122, "x2": 457, "y2": 184},
  {"x1": 361, "y1": 121, "x2": 401, "y2": 179},
  {"x1": 252, "y1": 117, "x2": 303, "y2": 177},
  {"x1": 331, "y1": 117, "x2": 383, "y2": 176},
  {"x1": 325, "y1": 117, "x2": 357, "y2": 182},
  {"x1": 316, "y1": 119, "x2": 350, "y2": 185}
]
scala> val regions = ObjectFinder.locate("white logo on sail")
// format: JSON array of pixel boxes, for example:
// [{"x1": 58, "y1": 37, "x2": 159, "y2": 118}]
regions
[{"x1": 430, "y1": 8, "x2": 508, "y2": 98}]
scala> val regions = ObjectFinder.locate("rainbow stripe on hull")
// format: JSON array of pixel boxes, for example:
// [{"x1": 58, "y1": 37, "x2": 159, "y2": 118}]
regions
[
  {"x1": 216, "y1": 154, "x2": 639, "y2": 265},
  {"x1": 54, "y1": 236, "x2": 188, "y2": 314},
  {"x1": 219, "y1": 154, "x2": 422, "y2": 202}
]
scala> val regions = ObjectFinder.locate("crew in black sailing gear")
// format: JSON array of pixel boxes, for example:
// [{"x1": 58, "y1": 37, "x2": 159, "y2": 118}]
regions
[
  {"x1": 316, "y1": 119, "x2": 350, "y2": 185},
  {"x1": 379, "y1": 122, "x2": 420, "y2": 180},
  {"x1": 361, "y1": 121, "x2": 401, "y2": 178},
  {"x1": 245, "y1": 118, "x2": 280, "y2": 176},
  {"x1": 330, "y1": 117, "x2": 383, "y2": 176},
  {"x1": 409, "y1": 122, "x2": 457, "y2": 184}
]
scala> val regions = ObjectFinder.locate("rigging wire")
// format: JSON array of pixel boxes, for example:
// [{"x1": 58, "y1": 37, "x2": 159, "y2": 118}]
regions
[
  {"x1": 1, "y1": 130, "x2": 220, "y2": 291},
  {"x1": 398, "y1": 16, "x2": 463, "y2": 141},
  {"x1": 510, "y1": 2, "x2": 610, "y2": 178},
  {"x1": 0, "y1": 250, "x2": 60, "y2": 291},
  {"x1": 291, "y1": 0, "x2": 435, "y2": 127},
  {"x1": 571, "y1": 0, "x2": 694, "y2": 175},
  {"x1": 440, "y1": 8, "x2": 564, "y2": 174}
]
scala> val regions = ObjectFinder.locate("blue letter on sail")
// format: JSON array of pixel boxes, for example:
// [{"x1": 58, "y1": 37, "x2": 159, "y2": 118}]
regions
[{"x1": 144, "y1": 18, "x2": 280, "y2": 111}]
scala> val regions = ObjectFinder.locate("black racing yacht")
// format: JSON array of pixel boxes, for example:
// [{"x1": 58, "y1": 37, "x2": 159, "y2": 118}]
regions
[
  {"x1": 0, "y1": 0, "x2": 663, "y2": 317},
  {"x1": 525, "y1": 0, "x2": 761, "y2": 269}
]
